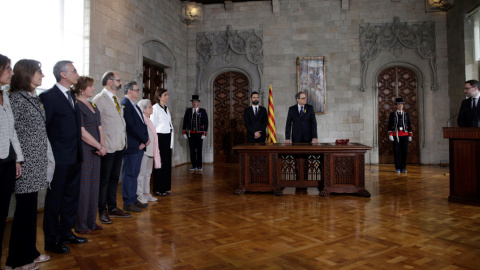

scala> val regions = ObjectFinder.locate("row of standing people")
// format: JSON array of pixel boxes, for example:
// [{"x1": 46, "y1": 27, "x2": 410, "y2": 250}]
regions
[{"x1": 0, "y1": 55, "x2": 173, "y2": 270}]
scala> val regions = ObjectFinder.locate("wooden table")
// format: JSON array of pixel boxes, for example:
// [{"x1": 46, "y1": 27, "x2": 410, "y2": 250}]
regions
[{"x1": 232, "y1": 143, "x2": 372, "y2": 197}]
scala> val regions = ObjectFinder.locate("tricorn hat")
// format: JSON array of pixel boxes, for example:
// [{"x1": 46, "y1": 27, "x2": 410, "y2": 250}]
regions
[
  {"x1": 394, "y1": 97, "x2": 405, "y2": 104},
  {"x1": 191, "y1": 95, "x2": 200, "y2": 102}
]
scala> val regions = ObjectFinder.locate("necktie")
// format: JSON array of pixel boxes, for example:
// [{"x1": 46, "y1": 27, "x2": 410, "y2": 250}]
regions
[
  {"x1": 112, "y1": 96, "x2": 121, "y2": 114},
  {"x1": 473, "y1": 98, "x2": 477, "y2": 111},
  {"x1": 300, "y1": 106, "x2": 304, "y2": 116},
  {"x1": 193, "y1": 109, "x2": 197, "y2": 131},
  {"x1": 255, "y1": 107, "x2": 257, "y2": 116},
  {"x1": 67, "y1": 91, "x2": 74, "y2": 107}
]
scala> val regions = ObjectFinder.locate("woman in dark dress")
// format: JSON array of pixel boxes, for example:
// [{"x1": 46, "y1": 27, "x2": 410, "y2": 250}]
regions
[{"x1": 72, "y1": 76, "x2": 107, "y2": 234}]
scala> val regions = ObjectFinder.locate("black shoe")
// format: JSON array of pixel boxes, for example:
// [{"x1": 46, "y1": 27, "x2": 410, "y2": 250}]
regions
[
  {"x1": 134, "y1": 201, "x2": 148, "y2": 209},
  {"x1": 123, "y1": 204, "x2": 141, "y2": 212},
  {"x1": 63, "y1": 234, "x2": 88, "y2": 244},
  {"x1": 45, "y1": 243, "x2": 70, "y2": 254}
]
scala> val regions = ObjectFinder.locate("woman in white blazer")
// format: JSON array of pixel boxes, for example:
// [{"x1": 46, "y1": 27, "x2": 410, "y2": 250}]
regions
[
  {"x1": 0, "y1": 54, "x2": 24, "y2": 270},
  {"x1": 150, "y1": 89, "x2": 173, "y2": 196}
]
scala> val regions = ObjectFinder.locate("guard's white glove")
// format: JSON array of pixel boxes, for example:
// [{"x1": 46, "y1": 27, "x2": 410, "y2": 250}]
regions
[
  {"x1": 408, "y1": 137, "x2": 412, "y2": 142},
  {"x1": 389, "y1": 135, "x2": 394, "y2": 141},
  {"x1": 183, "y1": 134, "x2": 188, "y2": 139},
  {"x1": 201, "y1": 135, "x2": 206, "y2": 140}
]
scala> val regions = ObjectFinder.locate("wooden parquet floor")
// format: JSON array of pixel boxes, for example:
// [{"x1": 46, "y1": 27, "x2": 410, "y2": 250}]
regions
[{"x1": 2, "y1": 164, "x2": 480, "y2": 269}]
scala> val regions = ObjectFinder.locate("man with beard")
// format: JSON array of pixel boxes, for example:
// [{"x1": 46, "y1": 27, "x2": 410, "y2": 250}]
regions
[
  {"x1": 92, "y1": 72, "x2": 130, "y2": 224},
  {"x1": 457, "y1": 79, "x2": 480, "y2": 127},
  {"x1": 243, "y1": 91, "x2": 268, "y2": 143}
]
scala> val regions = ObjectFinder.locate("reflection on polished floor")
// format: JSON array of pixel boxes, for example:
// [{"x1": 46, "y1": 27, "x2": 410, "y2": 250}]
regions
[{"x1": 2, "y1": 164, "x2": 480, "y2": 269}]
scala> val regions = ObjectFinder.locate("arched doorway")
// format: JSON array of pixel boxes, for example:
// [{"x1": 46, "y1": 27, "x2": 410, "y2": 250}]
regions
[
  {"x1": 377, "y1": 66, "x2": 420, "y2": 164},
  {"x1": 213, "y1": 71, "x2": 249, "y2": 163}
]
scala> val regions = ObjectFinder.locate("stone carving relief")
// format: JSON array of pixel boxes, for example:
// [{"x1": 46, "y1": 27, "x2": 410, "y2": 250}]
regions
[
  {"x1": 359, "y1": 17, "x2": 438, "y2": 91},
  {"x1": 196, "y1": 25, "x2": 264, "y2": 94}
]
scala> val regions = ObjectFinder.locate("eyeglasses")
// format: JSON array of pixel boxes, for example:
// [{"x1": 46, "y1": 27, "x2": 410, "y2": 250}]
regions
[
  {"x1": 464, "y1": 87, "x2": 475, "y2": 90},
  {"x1": 298, "y1": 97, "x2": 307, "y2": 100},
  {"x1": 131, "y1": 88, "x2": 140, "y2": 92},
  {"x1": 110, "y1": 78, "x2": 121, "y2": 82}
]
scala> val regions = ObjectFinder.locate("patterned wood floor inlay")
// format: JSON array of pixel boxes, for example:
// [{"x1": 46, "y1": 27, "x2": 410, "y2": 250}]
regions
[{"x1": 2, "y1": 164, "x2": 480, "y2": 269}]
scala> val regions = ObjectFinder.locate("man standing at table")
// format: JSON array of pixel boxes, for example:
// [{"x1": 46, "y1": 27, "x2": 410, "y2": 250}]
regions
[
  {"x1": 285, "y1": 92, "x2": 318, "y2": 143},
  {"x1": 40, "y1": 60, "x2": 86, "y2": 254},
  {"x1": 244, "y1": 91, "x2": 267, "y2": 143},
  {"x1": 457, "y1": 80, "x2": 480, "y2": 127},
  {"x1": 182, "y1": 95, "x2": 208, "y2": 171}
]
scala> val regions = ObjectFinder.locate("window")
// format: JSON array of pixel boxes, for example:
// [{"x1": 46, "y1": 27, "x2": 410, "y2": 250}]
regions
[{"x1": 2, "y1": 0, "x2": 88, "y2": 92}]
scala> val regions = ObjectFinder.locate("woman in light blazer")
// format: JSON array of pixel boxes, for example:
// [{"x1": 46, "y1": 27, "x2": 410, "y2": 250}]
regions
[
  {"x1": 0, "y1": 54, "x2": 24, "y2": 270},
  {"x1": 150, "y1": 89, "x2": 173, "y2": 197},
  {"x1": 7, "y1": 59, "x2": 50, "y2": 269}
]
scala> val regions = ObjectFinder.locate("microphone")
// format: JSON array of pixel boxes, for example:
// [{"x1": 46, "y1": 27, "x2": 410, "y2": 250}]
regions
[{"x1": 447, "y1": 107, "x2": 470, "y2": 127}]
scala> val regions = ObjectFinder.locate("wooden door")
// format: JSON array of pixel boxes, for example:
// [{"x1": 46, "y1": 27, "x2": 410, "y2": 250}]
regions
[
  {"x1": 213, "y1": 72, "x2": 249, "y2": 163},
  {"x1": 378, "y1": 66, "x2": 420, "y2": 164},
  {"x1": 143, "y1": 62, "x2": 166, "y2": 104}
]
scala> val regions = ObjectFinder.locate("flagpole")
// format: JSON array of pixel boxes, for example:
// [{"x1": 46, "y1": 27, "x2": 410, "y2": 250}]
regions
[{"x1": 267, "y1": 83, "x2": 277, "y2": 143}]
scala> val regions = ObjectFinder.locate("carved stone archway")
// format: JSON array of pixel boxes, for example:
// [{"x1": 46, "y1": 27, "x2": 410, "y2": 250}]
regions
[
  {"x1": 359, "y1": 17, "x2": 436, "y2": 164},
  {"x1": 195, "y1": 26, "x2": 264, "y2": 164},
  {"x1": 135, "y1": 37, "x2": 178, "y2": 94}
]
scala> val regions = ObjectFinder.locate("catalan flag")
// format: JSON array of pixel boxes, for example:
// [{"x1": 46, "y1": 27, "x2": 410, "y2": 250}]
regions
[{"x1": 267, "y1": 84, "x2": 277, "y2": 143}]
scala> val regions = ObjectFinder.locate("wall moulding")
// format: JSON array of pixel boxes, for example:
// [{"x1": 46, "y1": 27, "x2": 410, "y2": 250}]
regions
[
  {"x1": 359, "y1": 17, "x2": 438, "y2": 92},
  {"x1": 196, "y1": 25, "x2": 264, "y2": 95}
]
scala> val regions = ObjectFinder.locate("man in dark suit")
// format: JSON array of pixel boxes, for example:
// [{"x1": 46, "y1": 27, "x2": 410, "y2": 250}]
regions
[
  {"x1": 121, "y1": 82, "x2": 150, "y2": 212},
  {"x1": 244, "y1": 91, "x2": 268, "y2": 143},
  {"x1": 285, "y1": 92, "x2": 318, "y2": 143},
  {"x1": 40, "y1": 60, "x2": 86, "y2": 254},
  {"x1": 457, "y1": 79, "x2": 480, "y2": 127},
  {"x1": 182, "y1": 95, "x2": 208, "y2": 171}
]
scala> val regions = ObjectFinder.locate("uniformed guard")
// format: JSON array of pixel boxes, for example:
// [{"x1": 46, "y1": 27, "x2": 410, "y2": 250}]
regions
[
  {"x1": 182, "y1": 95, "x2": 208, "y2": 171},
  {"x1": 388, "y1": 97, "x2": 413, "y2": 173}
]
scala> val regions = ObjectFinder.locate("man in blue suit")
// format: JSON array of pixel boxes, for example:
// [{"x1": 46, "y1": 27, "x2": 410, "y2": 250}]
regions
[
  {"x1": 121, "y1": 82, "x2": 150, "y2": 212},
  {"x1": 40, "y1": 60, "x2": 86, "y2": 254},
  {"x1": 284, "y1": 92, "x2": 318, "y2": 143}
]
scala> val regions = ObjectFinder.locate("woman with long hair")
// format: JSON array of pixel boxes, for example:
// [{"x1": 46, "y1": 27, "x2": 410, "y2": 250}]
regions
[
  {"x1": 71, "y1": 76, "x2": 107, "y2": 234},
  {"x1": 0, "y1": 54, "x2": 24, "y2": 270},
  {"x1": 150, "y1": 89, "x2": 173, "y2": 197},
  {"x1": 7, "y1": 59, "x2": 50, "y2": 270}
]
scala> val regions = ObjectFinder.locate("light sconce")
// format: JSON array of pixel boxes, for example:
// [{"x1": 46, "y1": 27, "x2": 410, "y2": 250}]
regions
[
  {"x1": 182, "y1": 2, "x2": 203, "y2": 25},
  {"x1": 425, "y1": 0, "x2": 453, "y2": 12}
]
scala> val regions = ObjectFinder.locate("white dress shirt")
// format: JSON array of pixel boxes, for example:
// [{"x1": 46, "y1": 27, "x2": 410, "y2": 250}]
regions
[{"x1": 55, "y1": 83, "x2": 73, "y2": 107}]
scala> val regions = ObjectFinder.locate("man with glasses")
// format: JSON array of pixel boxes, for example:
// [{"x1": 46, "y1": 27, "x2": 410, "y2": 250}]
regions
[
  {"x1": 457, "y1": 80, "x2": 480, "y2": 127},
  {"x1": 92, "y1": 72, "x2": 130, "y2": 223},
  {"x1": 284, "y1": 92, "x2": 318, "y2": 143},
  {"x1": 40, "y1": 60, "x2": 86, "y2": 253},
  {"x1": 120, "y1": 81, "x2": 150, "y2": 212}
]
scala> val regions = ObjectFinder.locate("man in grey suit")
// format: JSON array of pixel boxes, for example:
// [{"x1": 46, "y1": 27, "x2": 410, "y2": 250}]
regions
[{"x1": 92, "y1": 72, "x2": 130, "y2": 223}]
